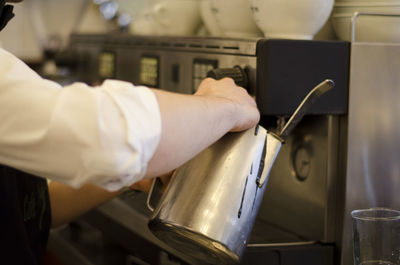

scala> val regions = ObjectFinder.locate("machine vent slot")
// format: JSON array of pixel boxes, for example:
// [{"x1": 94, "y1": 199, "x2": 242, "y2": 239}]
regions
[
  {"x1": 174, "y1": 43, "x2": 186, "y2": 47},
  {"x1": 160, "y1": 42, "x2": 171, "y2": 47},
  {"x1": 205, "y1": 45, "x2": 220, "y2": 49},
  {"x1": 147, "y1": 42, "x2": 157, "y2": 46},
  {"x1": 223, "y1": 46, "x2": 240, "y2": 50},
  {"x1": 189, "y1": 44, "x2": 202, "y2": 48}
]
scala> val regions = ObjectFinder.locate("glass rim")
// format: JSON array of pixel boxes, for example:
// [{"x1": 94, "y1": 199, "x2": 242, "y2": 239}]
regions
[{"x1": 351, "y1": 207, "x2": 400, "y2": 221}]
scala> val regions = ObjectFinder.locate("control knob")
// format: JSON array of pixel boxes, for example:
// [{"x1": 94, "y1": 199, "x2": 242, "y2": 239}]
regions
[{"x1": 206, "y1": 65, "x2": 248, "y2": 90}]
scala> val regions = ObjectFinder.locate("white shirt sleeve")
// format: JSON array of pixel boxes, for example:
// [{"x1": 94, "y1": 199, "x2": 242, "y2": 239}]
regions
[{"x1": 0, "y1": 48, "x2": 162, "y2": 191}]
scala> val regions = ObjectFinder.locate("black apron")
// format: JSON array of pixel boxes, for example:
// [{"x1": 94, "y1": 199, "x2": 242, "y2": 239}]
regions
[
  {"x1": 1, "y1": 3, "x2": 51, "y2": 264},
  {"x1": 0, "y1": 0, "x2": 15, "y2": 31},
  {"x1": 0, "y1": 165, "x2": 52, "y2": 265}
]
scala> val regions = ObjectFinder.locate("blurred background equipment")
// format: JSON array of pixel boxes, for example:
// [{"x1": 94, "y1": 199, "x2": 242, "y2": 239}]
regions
[
  {"x1": 331, "y1": 0, "x2": 400, "y2": 42},
  {"x1": 1, "y1": 1, "x2": 400, "y2": 264}
]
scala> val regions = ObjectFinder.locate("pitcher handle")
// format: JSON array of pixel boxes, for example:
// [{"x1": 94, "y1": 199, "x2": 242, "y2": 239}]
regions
[{"x1": 146, "y1": 177, "x2": 163, "y2": 212}]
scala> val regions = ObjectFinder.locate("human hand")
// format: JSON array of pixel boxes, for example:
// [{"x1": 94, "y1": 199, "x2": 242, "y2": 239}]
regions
[{"x1": 195, "y1": 78, "x2": 260, "y2": 132}]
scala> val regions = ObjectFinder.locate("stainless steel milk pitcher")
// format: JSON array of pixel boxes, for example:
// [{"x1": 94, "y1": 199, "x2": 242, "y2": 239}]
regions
[{"x1": 147, "y1": 79, "x2": 335, "y2": 265}]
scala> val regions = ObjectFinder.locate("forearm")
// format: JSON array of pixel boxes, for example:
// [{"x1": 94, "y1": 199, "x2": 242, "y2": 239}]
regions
[
  {"x1": 48, "y1": 181, "x2": 122, "y2": 228},
  {"x1": 145, "y1": 89, "x2": 236, "y2": 178}
]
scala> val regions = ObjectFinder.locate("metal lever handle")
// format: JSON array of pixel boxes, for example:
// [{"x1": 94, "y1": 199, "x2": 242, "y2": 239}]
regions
[{"x1": 279, "y1": 79, "x2": 335, "y2": 140}]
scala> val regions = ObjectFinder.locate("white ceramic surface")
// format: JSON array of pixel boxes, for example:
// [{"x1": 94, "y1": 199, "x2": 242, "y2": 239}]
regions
[
  {"x1": 211, "y1": 0, "x2": 262, "y2": 38},
  {"x1": 132, "y1": 0, "x2": 201, "y2": 36},
  {"x1": 116, "y1": 0, "x2": 150, "y2": 21},
  {"x1": 249, "y1": 0, "x2": 334, "y2": 40},
  {"x1": 331, "y1": 13, "x2": 400, "y2": 42},
  {"x1": 131, "y1": 7, "x2": 159, "y2": 35},
  {"x1": 151, "y1": 0, "x2": 202, "y2": 36},
  {"x1": 200, "y1": 0, "x2": 222, "y2": 36}
]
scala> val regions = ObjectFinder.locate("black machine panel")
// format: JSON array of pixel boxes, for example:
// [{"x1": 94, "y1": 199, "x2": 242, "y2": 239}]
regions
[
  {"x1": 69, "y1": 35, "x2": 350, "y2": 117},
  {"x1": 256, "y1": 39, "x2": 350, "y2": 116}
]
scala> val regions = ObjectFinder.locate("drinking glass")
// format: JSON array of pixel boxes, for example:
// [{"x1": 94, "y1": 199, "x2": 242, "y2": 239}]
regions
[{"x1": 352, "y1": 208, "x2": 400, "y2": 265}]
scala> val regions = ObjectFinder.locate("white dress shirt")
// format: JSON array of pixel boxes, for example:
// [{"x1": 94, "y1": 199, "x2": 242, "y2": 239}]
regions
[{"x1": 0, "y1": 48, "x2": 161, "y2": 191}]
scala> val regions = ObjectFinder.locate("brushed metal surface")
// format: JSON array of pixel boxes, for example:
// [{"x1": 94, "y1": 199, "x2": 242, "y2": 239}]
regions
[
  {"x1": 257, "y1": 115, "x2": 341, "y2": 242},
  {"x1": 340, "y1": 43, "x2": 400, "y2": 265},
  {"x1": 149, "y1": 127, "x2": 281, "y2": 264}
]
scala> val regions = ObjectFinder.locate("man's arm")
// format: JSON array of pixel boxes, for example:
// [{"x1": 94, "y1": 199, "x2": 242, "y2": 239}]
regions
[
  {"x1": 48, "y1": 181, "x2": 122, "y2": 228},
  {"x1": 48, "y1": 78, "x2": 258, "y2": 227},
  {"x1": 146, "y1": 77, "x2": 259, "y2": 178},
  {"x1": 49, "y1": 174, "x2": 169, "y2": 228},
  {"x1": 49, "y1": 175, "x2": 170, "y2": 228}
]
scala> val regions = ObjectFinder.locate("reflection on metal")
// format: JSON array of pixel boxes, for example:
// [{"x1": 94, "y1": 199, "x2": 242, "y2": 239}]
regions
[
  {"x1": 247, "y1": 241, "x2": 317, "y2": 248},
  {"x1": 148, "y1": 127, "x2": 270, "y2": 265},
  {"x1": 258, "y1": 114, "x2": 343, "y2": 243},
  {"x1": 341, "y1": 42, "x2": 400, "y2": 265}
]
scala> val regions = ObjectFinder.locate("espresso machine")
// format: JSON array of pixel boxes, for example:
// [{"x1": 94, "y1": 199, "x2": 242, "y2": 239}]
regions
[{"x1": 52, "y1": 34, "x2": 400, "y2": 265}]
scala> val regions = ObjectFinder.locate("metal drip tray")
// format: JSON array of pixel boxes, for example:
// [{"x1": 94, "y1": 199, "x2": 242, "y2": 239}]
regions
[{"x1": 248, "y1": 218, "x2": 306, "y2": 245}]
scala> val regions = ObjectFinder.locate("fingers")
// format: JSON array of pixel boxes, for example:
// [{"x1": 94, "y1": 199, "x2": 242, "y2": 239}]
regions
[
  {"x1": 196, "y1": 77, "x2": 260, "y2": 131},
  {"x1": 197, "y1": 77, "x2": 253, "y2": 101}
]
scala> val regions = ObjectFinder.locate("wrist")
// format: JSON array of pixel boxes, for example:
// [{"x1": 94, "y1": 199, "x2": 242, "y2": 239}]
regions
[{"x1": 197, "y1": 94, "x2": 238, "y2": 132}]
